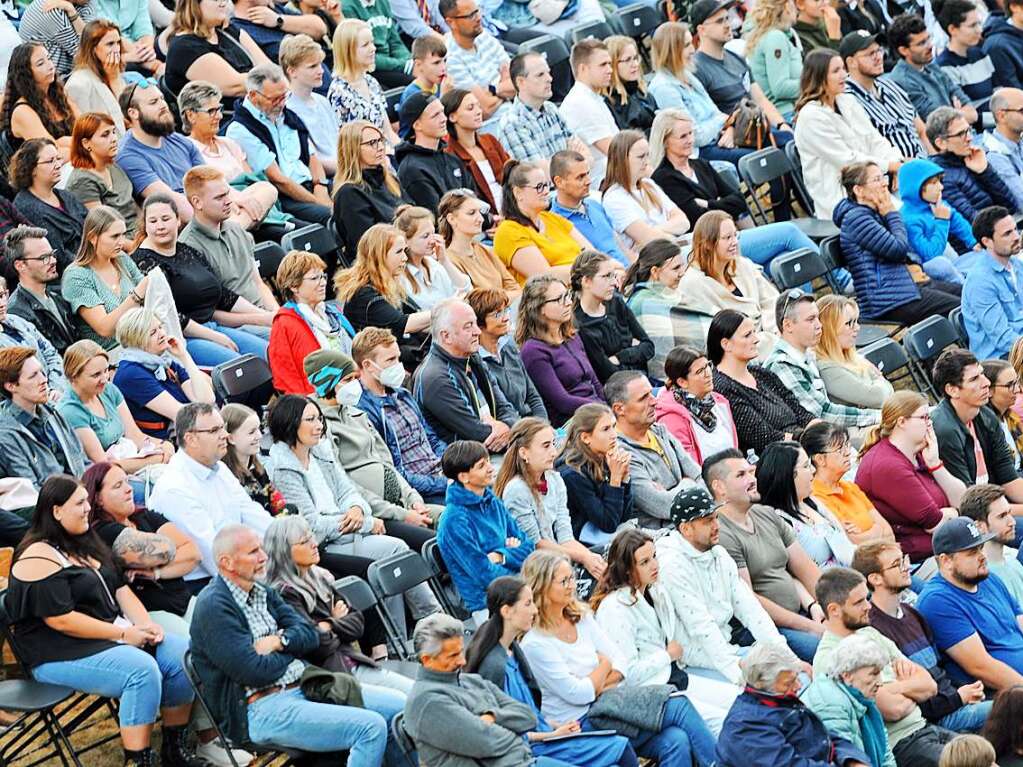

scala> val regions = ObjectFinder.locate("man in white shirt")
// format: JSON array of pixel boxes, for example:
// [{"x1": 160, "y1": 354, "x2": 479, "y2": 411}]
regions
[
  {"x1": 656, "y1": 485, "x2": 780, "y2": 688},
  {"x1": 559, "y1": 38, "x2": 616, "y2": 188},
  {"x1": 149, "y1": 402, "x2": 272, "y2": 589}
]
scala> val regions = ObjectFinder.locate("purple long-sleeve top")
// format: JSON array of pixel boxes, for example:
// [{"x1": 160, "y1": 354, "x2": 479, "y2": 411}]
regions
[{"x1": 520, "y1": 334, "x2": 605, "y2": 427}]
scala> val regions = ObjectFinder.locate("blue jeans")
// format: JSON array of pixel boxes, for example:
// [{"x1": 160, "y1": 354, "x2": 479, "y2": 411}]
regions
[
  {"x1": 247, "y1": 684, "x2": 404, "y2": 767},
  {"x1": 738, "y1": 222, "x2": 852, "y2": 291},
  {"x1": 778, "y1": 627, "x2": 820, "y2": 662},
  {"x1": 186, "y1": 321, "x2": 270, "y2": 366},
  {"x1": 922, "y1": 256, "x2": 965, "y2": 285},
  {"x1": 33, "y1": 635, "x2": 193, "y2": 727},
  {"x1": 938, "y1": 700, "x2": 993, "y2": 733},
  {"x1": 590, "y1": 695, "x2": 716, "y2": 767}
]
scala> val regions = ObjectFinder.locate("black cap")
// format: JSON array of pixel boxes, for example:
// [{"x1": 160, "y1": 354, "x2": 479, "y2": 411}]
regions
[
  {"x1": 398, "y1": 92, "x2": 435, "y2": 141},
  {"x1": 839, "y1": 29, "x2": 878, "y2": 60},
  {"x1": 689, "y1": 0, "x2": 735, "y2": 27},
  {"x1": 670, "y1": 486, "x2": 720, "y2": 526},
  {"x1": 931, "y1": 517, "x2": 997, "y2": 556}
]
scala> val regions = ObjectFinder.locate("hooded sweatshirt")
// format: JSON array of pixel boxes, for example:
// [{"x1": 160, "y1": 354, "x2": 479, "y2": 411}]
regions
[
  {"x1": 897, "y1": 158, "x2": 976, "y2": 263},
  {"x1": 436, "y1": 481, "x2": 534, "y2": 612},
  {"x1": 395, "y1": 140, "x2": 475, "y2": 212},
  {"x1": 982, "y1": 12, "x2": 1023, "y2": 90}
]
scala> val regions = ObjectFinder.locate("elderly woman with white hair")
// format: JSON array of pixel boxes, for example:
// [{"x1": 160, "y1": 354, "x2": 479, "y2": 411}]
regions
[
  {"x1": 801, "y1": 634, "x2": 897, "y2": 767},
  {"x1": 716, "y1": 641, "x2": 872, "y2": 767},
  {"x1": 110, "y1": 307, "x2": 215, "y2": 440},
  {"x1": 262, "y1": 514, "x2": 414, "y2": 694}
]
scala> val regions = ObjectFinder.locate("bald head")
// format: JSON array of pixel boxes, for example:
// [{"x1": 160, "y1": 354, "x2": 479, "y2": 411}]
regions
[
  {"x1": 431, "y1": 298, "x2": 481, "y2": 357},
  {"x1": 991, "y1": 88, "x2": 1023, "y2": 136},
  {"x1": 213, "y1": 524, "x2": 266, "y2": 588}
]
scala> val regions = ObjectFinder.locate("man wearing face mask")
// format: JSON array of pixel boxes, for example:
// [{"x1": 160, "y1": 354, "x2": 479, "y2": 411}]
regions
[
  {"x1": 352, "y1": 326, "x2": 450, "y2": 504},
  {"x1": 303, "y1": 348, "x2": 442, "y2": 545}
]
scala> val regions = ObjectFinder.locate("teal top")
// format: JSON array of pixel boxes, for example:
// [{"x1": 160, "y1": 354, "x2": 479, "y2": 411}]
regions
[
  {"x1": 58, "y1": 383, "x2": 127, "y2": 451},
  {"x1": 748, "y1": 27, "x2": 803, "y2": 118},
  {"x1": 60, "y1": 258, "x2": 143, "y2": 350}
]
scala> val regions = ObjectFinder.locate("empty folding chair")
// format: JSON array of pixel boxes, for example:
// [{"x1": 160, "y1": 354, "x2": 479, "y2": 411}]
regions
[
  {"x1": 211, "y1": 354, "x2": 274, "y2": 408},
  {"x1": 769, "y1": 248, "x2": 835, "y2": 294},
  {"x1": 280, "y1": 223, "x2": 340, "y2": 276},
  {"x1": 253, "y1": 241, "x2": 285, "y2": 282},
  {"x1": 902, "y1": 315, "x2": 962, "y2": 398},
  {"x1": 615, "y1": 2, "x2": 662, "y2": 40},
  {"x1": 737, "y1": 148, "x2": 839, "y2": 241},
  {"x1": 334, "y1": 576, "x2": 418, "y2": 671},
  {"x1": 367, "y1": 551, "x2": 446, "y2": 660},
  {"x1": 570, "y1": 20, "x2": 616, "y2": 44}
]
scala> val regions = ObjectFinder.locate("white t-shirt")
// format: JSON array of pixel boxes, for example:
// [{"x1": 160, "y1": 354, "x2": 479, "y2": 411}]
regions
[
  {"x1": 691, "y1": 401, "x2": 737, "y2": 461},
  {"x1": 400, "y1": 256, "x2": 468, "y2": 311},
  {"x1": 287, "y1": 90, "x2": 340, "y2": 168},
  {"x1": 602, "y1": 180, "x2": 680, "y2": 250},
  {"x1": 558, "y1": 84, "x2": 616, "y2": 188}
]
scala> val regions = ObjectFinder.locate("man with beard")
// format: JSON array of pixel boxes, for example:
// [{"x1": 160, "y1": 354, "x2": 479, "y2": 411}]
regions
[
  {"x1": 961, "y1": 206, "x2": 1023, "y2": 360},
  {"x1": 918, "y1": 517, "x2": 1023, "y2": 690},
  {"x1": 812, "y1": 567, "x2": 958, "y2": 767},
  {"x1": 959, "y1": 484, "x2": 1023, "y2": 606},
  {"x1": 852, "y1": 541, "x2": 991, "y2": 734},
  {"x1": 708, "y1": 448, "x2": 824, "y2": 662},
  {"x1": 117, "y1": 80, "x2": 204, "y2": 220}
]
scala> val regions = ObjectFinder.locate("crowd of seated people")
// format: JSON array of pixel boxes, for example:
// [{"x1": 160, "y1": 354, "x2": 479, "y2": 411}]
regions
[{"x1": 1, "y1": 0, "x2": 1023, "y2": 765}]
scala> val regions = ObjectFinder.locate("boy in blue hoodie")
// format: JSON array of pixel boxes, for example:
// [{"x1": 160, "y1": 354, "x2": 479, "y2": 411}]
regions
[
  {"x1": 436, "y1": 440, "x2": 534, "y2": 621},
  {"x1": 898, "y1": 158, "x2": 980, "y2": 284}
]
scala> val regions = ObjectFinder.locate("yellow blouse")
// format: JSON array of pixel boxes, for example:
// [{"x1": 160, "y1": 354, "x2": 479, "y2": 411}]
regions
[{"x1": 493, "y1": 211, "x2": 581, "y2": 284}]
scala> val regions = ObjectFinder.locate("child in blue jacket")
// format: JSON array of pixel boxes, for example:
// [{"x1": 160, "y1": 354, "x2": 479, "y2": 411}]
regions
[
  {"x1": 898, "y1": 158, "x2": 980, "y2": 284},
  {"x1": 436, "y1": 440, "x2": 535, "y2": 620}
]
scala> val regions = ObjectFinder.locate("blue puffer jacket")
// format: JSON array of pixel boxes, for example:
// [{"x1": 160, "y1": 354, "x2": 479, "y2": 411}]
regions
[
  {"x1": 930, "y1": 152, "x2": 1017, "y2": 221},
  {"x1": 717, "y1": 688, "x2": 871, "y2": 767},
  {"x1": 833, "y1": 197, "x2": 918, "y2": 320},
  {"x1": 898, "y1": 158, "x2": 976, "y2": 261}
]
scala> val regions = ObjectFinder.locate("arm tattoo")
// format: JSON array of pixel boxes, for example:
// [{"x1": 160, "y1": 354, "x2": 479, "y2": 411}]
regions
[{"x1": 112, "y1": 529, "x2": 176, "y2": 568}]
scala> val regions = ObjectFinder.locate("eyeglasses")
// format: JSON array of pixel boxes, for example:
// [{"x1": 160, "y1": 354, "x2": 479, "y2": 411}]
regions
[
  {"x1": 528, "y1": 181, "x2": 551, "y2": 195},
  {"x1": 488, "y1": 308, "x2": 511, "y2": 320},
  {"x1": 946, "y1": 125, "x2": 974, "y2": 140},
  {"x1": 993, "y1": 379, "x2": 1021, "y2": 392},
  {"x1": 37, "y1": 155, "x2": 62, "y2": 167},
  {"x1": 557, "y1": 574, "x2": 577, "y2": 588},
  {"x1": 865, "y1": 173, "x2": 889, "y2": 186},
  {"x1": 542, "y1": 292, "x2": 572, "y2": 306},
  {"x1": 301, "y1": 414, "x2": 325, "y2": 423},
  {"x1": 361, "y1": 137, "x2": 386, "y2": 149},
  {"x1": 190, "y1": 425, "x2": 226, "y2": 435},
  {"x1": 17, "y1": 251, "x2": 57, "y2": 264},
  {"x1": 906, "y1": 413, "x2": 932, "y2": 424},
  {"x1": 303, "y1": 272, "x2": 328, "y2": 283},
  {"x1": 882, "y1": 554, "x2": 911, "y2": 572},
  {"x1": 691, "y1": 361, "x2": 714, "y2": 377},
  {"x1": 450, "y1": 7, "x2": 481, "y2": 18},
  {"x1": 618, "y1": 54, "x2": 641, "y2": 64},
  {"x1": 194, "y1": 104, "x2": 223, "y2": 117}
]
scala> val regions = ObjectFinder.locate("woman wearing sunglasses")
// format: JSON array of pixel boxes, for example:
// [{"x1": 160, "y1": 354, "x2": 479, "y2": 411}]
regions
[{"x1": 495, "y1": 161, "x2": 593, "y2": 285}]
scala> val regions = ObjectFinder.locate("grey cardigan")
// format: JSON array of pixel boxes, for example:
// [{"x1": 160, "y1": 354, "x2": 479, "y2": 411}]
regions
[
  {"x1": 478, "y1": 338, "x2": 548, "y2": 420},
  {"x1": 0, "y1": 399, "x2": 86, "y2": 490},
  {"x1": 404, "y1": 666, "x2": 537, "y2": 767},
  {"x1": 617, "y1": 423, "x2": 701, "y2": 528},
  {"x1": 266, "y1": 440, "x2": 372, "y2": 545},
  {"x1": 500, "y1": 471, "x2": 573, "y2": 544}
]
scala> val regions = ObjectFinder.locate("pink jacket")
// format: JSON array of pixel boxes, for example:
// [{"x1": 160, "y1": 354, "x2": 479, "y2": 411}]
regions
[{"x1": 654, "y1": 387, "x2": 739, "y2": 465}]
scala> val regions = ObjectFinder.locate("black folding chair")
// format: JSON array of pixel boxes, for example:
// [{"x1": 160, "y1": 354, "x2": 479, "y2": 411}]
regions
[
  {"x1": 569, "y1": 20, "x2": 616, "y2": 44},
  {"x1": 737, "y1": 148, "x2": 839, "y2": 241},
  {"x1": 211, "y1": 354, "x2": 274, "y2": 408},
  {"x1": 181, "y1": 651, "x2": 309, "y2": 767},
  {"x1": 860, "y1": 336, "x2": 915, "y2": 392},
  {"x1": 253, "y1": 241, "x2": 285, "y2": 283},
  {"x1": 768, "y1": 248, "x2": 836, "y2": 294},
  {"x1": 615, "y1": 2, "x2": 662, "y2": 39},
  {"x1": 334, "y1": 576, "x2": 415, "y2": 666},
  {"x1": 783, "y1": 140, "x2": 816, "y2": 217},
  {"x1": 384, "y1": 86, "x2": 404, "y2": 124},
  {"x1": 422, "y1": 537, "x2": 471, "y2": 619},
  {"x1": 949, "y1": 306, "x2": 969, "y2": 348},
  {"x1": 367, "y1": 552, "x2": 445, "y2": 660},
  {"x1": 0, "y1": 591, "x2": 119, "y2": 767},
  {"x1": 902, "y1": 315, "x2": 962, "y2": 399},
  {"x1": 818, "y1": 235, "x2": 900, "y2": 347},
  {"x1": 390, "y1": 711, "x2": 418, "y2": 767},
  {"x1": 518, "y1": 35, "x2": 573, "y2": 103}
]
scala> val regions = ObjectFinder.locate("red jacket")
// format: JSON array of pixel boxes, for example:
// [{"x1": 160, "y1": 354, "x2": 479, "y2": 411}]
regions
[
  {"x1": 654, "y1": 387, "x2": 738, "y2": 465},
  {"x1": 269, "y1": 306, "x2": 317, "y2": 394}
]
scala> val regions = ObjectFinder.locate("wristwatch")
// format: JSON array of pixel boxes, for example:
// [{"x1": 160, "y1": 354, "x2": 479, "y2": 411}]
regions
[
  {"x1": 278, "y1": 631, "x2": 290, "y2": 647},
  {"x1": 275, "y1": 13, "x2": 284, "y2": 28}
]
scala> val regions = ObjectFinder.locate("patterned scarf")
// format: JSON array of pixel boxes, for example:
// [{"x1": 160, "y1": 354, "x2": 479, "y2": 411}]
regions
[{"x1": 673, "y1": 387, "x2": 717, "y2": 433}]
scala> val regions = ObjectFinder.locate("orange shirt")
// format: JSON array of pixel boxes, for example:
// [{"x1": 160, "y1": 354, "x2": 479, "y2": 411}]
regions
[{"x1": 812, "y1": 477, "x2": 876, "y2": 533}]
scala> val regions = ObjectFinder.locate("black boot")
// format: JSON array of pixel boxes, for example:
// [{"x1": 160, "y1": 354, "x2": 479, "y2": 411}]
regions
[
  {"x1": 160, "y1": 725, "x2": 205, "y2": 767},
  {"x1": 123, "y1": 747, "x2": 157, "y2": 767}
]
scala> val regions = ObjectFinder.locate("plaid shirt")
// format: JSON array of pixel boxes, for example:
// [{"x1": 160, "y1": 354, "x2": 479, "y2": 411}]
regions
[
  {"x1": 626, "y1": 282, "x2": 714, "y2": 381},
  {"x1": 495, "y1": 98, "x2": 572, "y2": 163},
  {"x1": 764, "y1": 338, "x2": 880, "y2": 428},
  {"x1": 223, "y1": 576, "x2": 304, "y2": 697},
  {"x1": 383, "y1": 393, "x2": 443, "y2": 479}
]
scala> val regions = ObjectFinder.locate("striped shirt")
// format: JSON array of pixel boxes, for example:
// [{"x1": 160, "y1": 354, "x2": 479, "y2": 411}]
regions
[
  {"x1": 18, "y1": 0, "x2": 96, "y2": 76},
  {"x1": 845, "y1": 76, "x2": 925, "y2": 160}
]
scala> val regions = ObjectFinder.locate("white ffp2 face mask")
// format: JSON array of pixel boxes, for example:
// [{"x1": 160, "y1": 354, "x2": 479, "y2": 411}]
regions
[
  {"x1": 336, "y1": 379, "x2": 363, "y2": 407},
  {"x1": 376, "y1": 362, "x2": 406, "y2": 389}
]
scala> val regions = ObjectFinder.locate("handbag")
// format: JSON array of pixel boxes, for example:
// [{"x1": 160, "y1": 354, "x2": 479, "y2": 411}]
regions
[
  {"x1": 528, "y1": 0, "x2": 576, "y2": 23},
  {"x1": 724, "y1": 97, "x2": 775, "y2": 150}
]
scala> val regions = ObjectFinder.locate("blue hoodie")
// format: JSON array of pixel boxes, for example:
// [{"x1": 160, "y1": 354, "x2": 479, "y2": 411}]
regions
[
  {"x1": 983, "y1": 12, "x2": 1023, "y2": 90},
  {"x1": 898, "y1": 159, "x2": 976, "y2": 263},
  {"x1": 436, "y1": 481, "x2": 535, "y2": 612}
]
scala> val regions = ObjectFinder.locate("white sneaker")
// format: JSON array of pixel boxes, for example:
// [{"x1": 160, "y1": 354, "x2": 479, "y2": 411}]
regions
[{"x1": 195, "y1": 739, "x2": 253, "y2": 766}]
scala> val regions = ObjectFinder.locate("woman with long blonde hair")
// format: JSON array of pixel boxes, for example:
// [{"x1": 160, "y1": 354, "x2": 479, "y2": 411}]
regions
[
  {"x1": 61, "y1": 206, "x2": 149, "y2": 350},
  {"x1": 332, "y1": 120, "x2": 404, "y2": 261},
  {"x1": 677, "y1": 210, "x2": 779, "y2": 349},
  {"x1": 329, "y1": 20, "x2": 398, "y2": 150},
  {"x1": 334, "y1": 223, "x2": 431, "y2": 365},
  {"x1": 516, "y1": 275, "x2": 603, "y2": 427},
  {"x1": 557, "y1": 403, "x2": 635, "y2": 546},
  {"x1": 600, "y1": 130, "x2": 689, "y2": 250},
  {"x1": 604, "y1": 36, "x2": 656, "y2": 132},
  {"x1": 164, "y1": 0, "x2": 269, "y2": 106},
  {"x1": 521, "y1": 549, "x2": 718, "y2": 767},
  {"x1": 495, "y1": 418, "x2": 607, "y2": 580},
  {"x1": 815, "y1": 295, "x2": 893, "y2": 409},
  {"x1": 745, "y1": 0, "x2": 802, "y2": 122},
  {"x1": 855, "y1": 390, "x2": 964, "y2": 562}
]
